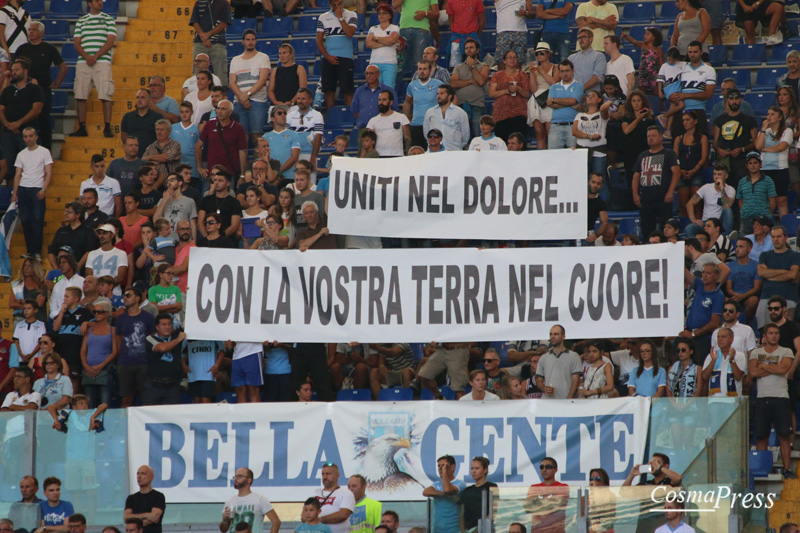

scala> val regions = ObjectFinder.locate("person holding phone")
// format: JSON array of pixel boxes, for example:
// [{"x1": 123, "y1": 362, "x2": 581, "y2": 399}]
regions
[{"x1": 622, "y1": 452, "x2": 683, "y2": 487}]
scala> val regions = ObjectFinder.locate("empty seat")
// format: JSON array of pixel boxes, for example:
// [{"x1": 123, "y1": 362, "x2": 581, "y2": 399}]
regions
[
  {"x1": 291, "y1": 39, "x2": 318, "y2": 60},
  {"x1": 421, "y1": 386, "x2": 456, "y2": 400},
  {"x1": 48, "y1": 0, "x2": 83, "y2": 19},
  {"x1": 483, "y1": 8, "x2": 497, "y2": 29},
  {"x1": 753, "y1": 67, "x2": 787, "y2": 90},
  {"x1": 51, "y1": 91, "x2": 68, "y2": 114},
  {"x1": 216, "y1": 391, "x2": 237, "y2": 403},
  {"x1": 260, "y1": 17, "x2": 293, "y2": 38},
  {"x1": 782, "y1": 214, "x2": 800, "y2": 236},
  {"x1": 353, "y1": 56, "x2": 368, "y2": 78},
  {"x1": 749, "y1": 450, "x2": 773, "y2": 489},
  {"x1": 706, "y1": 93, "x2": 723, "y2": 113},
  {"x1": 618, "y1": 218, "x2": 641, "y2": 239},
  {"x1": 481, "y1": 31, "x2": 496, "y2": 54},
  {"x1": 53, "y1": 65, "x2": 75, "y2": 89},
  {"x1": 743, "y1": 91, "x2": 772, "y2": 117},
  {"x1": 622, "y1": 2, "x2": 655, "y2": 23},
  {"x1": 26, "y1": 0, "x2": 44, "y2": 17},
  {"x1": 101, "y1": 0, "x2": 119, "y2": 17},
  {"x1": 321, "y1": 128, "x2": 346, "y2": 149},
  {"x1": 768, "y1": 42, "x2": 800, "y2": 64},
  {"x1": 728, "y1": 44, "x2": 766, "y2": 66},
  {"x1": 706, "y1": 45, "x2": 726, "y2": 67},
  {"x1": 60, "y1": 42, "x2": 79, "y2": 65},
  {"x1": 336, "y1": 389, "x2": 371, "y2": 401},
  {"x1": 256, "y1": 40, "x2": 279, "y2": 57},
  {"x1": 43, "y1": 20, "x2": 71, "y2": 41},
  {"x1": 295, "y1": 15, "x2": 320, "y2": 37},
  {"x1": 226, "y1": 42, "x2": 244, "y2": 61},
  {"x1": 378, "y1": 387, "x2": 413, "y2": 401},
  {"x1": 627, "y1": 25, "x2": 649, "y2": 42},
  {"x1": 326, "y1": 106, "x2": 355, "y2": 128},
  {"x1": 716, "y1": 68, "x2": 749, "y2": 90},
  {"x1": 316, "y1": 154, "x2": 329, "y2": 169},
  {"x1": 226, "y1": 18, "x2": 258, "y2": 39},
  {"x1": 656, "y1": 1, "x2": 680, "y2": 23}
]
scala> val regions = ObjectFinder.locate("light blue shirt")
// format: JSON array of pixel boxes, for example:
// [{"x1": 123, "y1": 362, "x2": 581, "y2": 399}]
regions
[
  {"x1": 156, "y1": 95, "x2": 180, "y2": 117},
  {"x1": 568, "y1": 48, "x2": 606, "y2": 93},
  {"x1": 423, "y1": 103, "x2": 471, "y2": 150},
  {"x1": 746, "y1": 233, "x2": 773, "y2": 261},
  {"x1": 407, "y1": 78, "x2": 444, "y2": 126},
  {"x1": 263, "y1": 128, "x2": 302, "y2": 180},
  {"x1": 185, "y1": 340, "x2": 222, "y2": 382},
  {"x1": 265, "y1": 347, "x2": 291, "y2": 375},
  {"x1": 171, "y1": 122, "x2": 200, "y2": 177},
  {"x1": 548, "y1": 80, "x2": 583, "y2": 123},
  {"x1": 627, "y1": 366, "x2": 666, "y2": 397},
  {"x1": 432, "y1": 479, "x2": 467, "y2": 531}
]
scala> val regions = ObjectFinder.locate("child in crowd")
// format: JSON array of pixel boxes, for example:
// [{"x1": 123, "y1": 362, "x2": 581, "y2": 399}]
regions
[
  {"x1": 316, "y1": 135, "x2": 349, "y2": 197},
  {"x1": 144, "y1": 218, "x2": 176, "y2": 267},
  {"x1": 295, "y1": 498, "x2": 331, "y2": 533},
  {"x1": 656, "y1": 47, "x2": 686, "y2": 134},
  {"x1": 620, "y1": 27, "x2": 664, "y2": 95},
  {"x1": 38, "y1": 476, "x2": 74, "y2": 532},
  {"x1": 14, "y1": 299, "x2": 46, "y2": 380},
  {"x1": 96, "y1": 275, "x2": 124, "y2": 319},
  {"x1": 468, "y1": 116, "x2": 508, "y2": 151}
]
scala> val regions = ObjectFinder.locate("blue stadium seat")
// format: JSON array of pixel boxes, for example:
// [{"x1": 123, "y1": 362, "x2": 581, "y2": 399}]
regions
[
  {"x1": 354, "y1": 56, "x2": 368, "y2": 78},
  {"x1": 226, "y1": 42, "x2": 244, "y2": 61},
  {"x1": 326, "y1": 106, "x2": 355, "y2": 128},
  {"x1": 749, "y1": 450, "x2": 773, "y2": 489},
  {"x1": 256, "y1": 40, "x2": 280, "y2": 57},
  {"x1": 627, "y1": 47, "x2": 641, "y2": 66},
  {"x1": 53, "y1": 65, "x2": 75, "y2": 89},
  {"x1": 317, "y1": 154, "x2": 329, "y2": 169},
  {"x1": 627, "y1": 25, "x2": 648, "y2": 42},
  {"x1": 728, "y1": 44, "x2": 765, "y2": 66},
  {"x1": 481, "y1": 31, "x2": 497, "y2": 54},
  {"x1": 753, "y1": 67, "x2": 787, "y2": 90},
  {"x1": 295, "y1": 15, "x2": 320, "y2": 37},
  {"x1": 395, "y1": 80, "x2": 408, "y2": 103},
  {"x1": 706, "y1": 45, "x2": 726, "y2": 67},
  {"x1": 51, "y1": 91, "x2": 68, "y2": 114},
  {"x1": 26, "y1": 0, "x2": 44, "y2": 17},
  {"x1": 306, "y1": 0, "x2": 329, "y2": 12},
  {"x1": 337, "y1": 389, "x2": 371, "y2": 401},
  {"x1": 717, "y1": 69, "x2": 749, "y2": 90},
  {"x1": 743, "y1": 91, "x2": 771, "y2": 118},
  {"x1": 656, "y1": 1, "x2": 680, "y2": 23},
  {"x1": 292, "y1": 39, "x2": 318, "y2": 60},
  {"x1": 378, "y1": 387, "x2": 413, "y2": 401},
  {"x1": 101, "y1": 0, "x2": 119, "y2": 17},
  {"x1": 48, "y1": 0, "x2": 83, "y2": 19},
  {"x1": 706, "y1": 93, "x2": 723, "y2": 113},
  {"x1": 60, "y1": 42, "x2": 79, "y2": 65},
  {"x1": 43, "y1": 20, "x2": 70, "y2": 41},
  {"x1": 618, "y1": 218, "x2": 641, "y2": 239},
  {"x1": 410, "y1": 342, "x2": 426, "y2": 363},
  {"x1": 421, "y1": 386, "x2": 456, "y2": 400},
  {"x1": 782, "y1": 214, "x2": 800, "y2": 236},
  {"x1": 622, "y1": 2, "x2": 655, "y2": 23},
  {"x1": 226, "y1": 18, "x2": 258, "y2": 39},
  {"x1": 484, "y1": 8, "x2": 497, "y2": 29},
  {"x1": 216, "y1": 391, "x2": 237, "y2": 403},
  {"x1": 768, "y1": 42, "x2": 800, "y2": 64},
  {"x1": 260, "y1": 17, "x2": 293, "y2": 38},
  {"x1": 348, "y1": 128, "x2": 360, "y2": 150}
]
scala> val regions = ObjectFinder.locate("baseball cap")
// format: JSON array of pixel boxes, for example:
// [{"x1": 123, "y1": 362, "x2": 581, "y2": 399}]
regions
[
  {"x1": 271, "y1": 104, "x2": 289, "y2": 117},
  {"x1": 58, "y1": 245, "x2": 74, "y2": 255},
  {"x1": 95, "y1": 223, "x2": 116, "y2": 234},
  {"x1": 746, "y1": 151, "x2": 761, "y2": 162},
  {"x1": 753, "y1": 215, "x2": 773, "y2": 228}
]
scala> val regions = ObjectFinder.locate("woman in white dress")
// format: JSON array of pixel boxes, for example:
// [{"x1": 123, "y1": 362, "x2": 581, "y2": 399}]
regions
[{"x1": 527, "y1": 42, "x2": 559, "y2": 150}]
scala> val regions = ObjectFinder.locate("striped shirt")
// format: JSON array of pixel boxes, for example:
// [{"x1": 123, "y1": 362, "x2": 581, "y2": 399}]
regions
[
  {"x1": 380, "y1": 343, "x2": 414, "y2": 371},
  {"x1": 74, "y1": 12, "x2": 116, "y2": 63},
  {"x1": 317, "y1": 10, "x2": 357, "y2": 58},
  {"x1": 736, "y1": 173, "x2": 777, "y2": 219}
]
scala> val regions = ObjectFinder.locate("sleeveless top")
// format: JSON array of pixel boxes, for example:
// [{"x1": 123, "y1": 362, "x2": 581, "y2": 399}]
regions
[
  {"x1": 274, "y1": 64, "x2": 301, "y2": 103},
  {"x1": 677, "y1": 132, "x2": 705, "y2": 173},
  {"x1": 532, "y1": 64, "x2": 556, "y2": 97},
  {"x1": 86, "y1": 327, "x2": 113, "y2": 367},
  {"x1": 584, "y1": 362, "x2": 610, "y2": 399},
  {"x1": 676, "y1": 10, "x2": 706, "y2": 54}
]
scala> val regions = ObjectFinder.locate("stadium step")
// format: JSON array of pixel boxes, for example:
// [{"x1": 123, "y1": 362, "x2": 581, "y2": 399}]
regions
[
  {"x1": 125, "y1": 28, "x2": 196, "y2": 42},
  {"x1": 134, "y1": 4, "x2": 193, "y2": 20}
]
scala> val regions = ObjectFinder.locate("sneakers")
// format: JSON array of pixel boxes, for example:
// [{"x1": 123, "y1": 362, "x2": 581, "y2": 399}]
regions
[
  {"x1": 33, "y1": 253, "x2": 41, "y2": 262},
  {"x1": 785, "y1": 469, "x2": 796, "y2": 479},
  {"x1": 69, "y1": 126, "x2": 88, "y2": 137},
  {"x1": 656, "y1": 114, "x2": 668, "y2": 129},
  {"x1": 663, "y1": 129, "x2": 673, "y2": 141},
  {"x1": 103, "y1": 125, "x2": 113, "y2": 138},
  {"x1": 764, "y1": 32, "x2": 784, "y2": 45}
]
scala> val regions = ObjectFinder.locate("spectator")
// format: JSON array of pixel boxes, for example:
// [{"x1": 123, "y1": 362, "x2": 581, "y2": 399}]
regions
[
  {"x1": 709, "y1": 78, "x2": 755, "y2": 125},
  {"x1": 0, "y1": 58, "x2": 44, "y2": 181},
  {"x1": 11, "y1": 127, "x2": 51, "y2": 261},
  {"x1": 578, "y1": 340, "x2": 613, "y2": 398},
  {"x1": 183, "y1": 339, "x2": 222, "y2": 404},
  {"x1": 459, "y1": 369, "x2": 500, "y2": 400},
  {"x1": 52, "y1": 285, "x2": 91, "y2": 393},
  {"x1": 1, "y1": 366, "x2": 39, "y2": 410},
  {"x1": 526, "y1": 43, "x2": 558, "y2": 150},
  {"x1": 756, "y1": 106, "x2": 793, "y2": 217},
  {"x1": 33, "y1": 347, "x2": 72, "y2": 411},
  {"x1": 685, "y1": 236, "x2": 729, "y2": 281},
  {"x1": 671, "y1": 41, "x2": 715, "y2": 135},
  {"x1": 15, "y1": 21, "x2": 67, "y2": 149},
  {"x1": 289, "y1": 343, "x2": 332, "y2": 401},
  {"x1": 705, "y1": 217, "x2": 732, "y2": 261},
  {"x1": 49, "y1": 255, "x2": 84, "y2": 321},
  {"x1": 237, "y1": 158, "x2": 278, "y2": 209},
  {"x1": 620, "y1": 27, "x2": 663, "y2": 96},
  {"x1": 713, "y1": 299, "x2": 757, "y2": 356},
  {"x1": 756, "y1": 226, "x2": 800, "y2": 326},
  {"x1": 535, "y1": 325, "x2": 581, "y2": 399},
  {"x1": 366, "y1": 90, "x2": 410, "y2": 156},
  {"x1": 10, "y1": 257, "x2": 46, "y2": 325},
  {"x1": 451, "y1": 38, "x2": 490, "y2": 138},
  {"x1": 586, "y1": 172, "x2": 608, "y2": 244},
  {"x1": 380, "y1": 511, "x2": 399, "y2": 533},
  {"x1": 269, "y1": 44, "x2": 307, "y2": 107},
  {"x1": 702, "y1": 326, "x2": 746, "y2": 397},
  {"x1": 445, "y1": 0, "x2": 485, "y2": 63},
  {"x1": 682, "y1": 262, "x2": 724, "y2": 362},
  {"x1": 572, "y1": 90, "x2": 609, "y2": 177},
  {"x1": 368, "y1": 343, "x2": 414, "y2": 399},
  {"x1": 655, "y1": 501, "x2": 694, "y2": 533},
  {"x1": 124, "y1": 466, "x2": 166, "y2": 533},
  {"x1": 70, "y1": 0, "x2": 116, "y2": 138},
  {"x1": 736, "y1": 152, "x2": 776, "y2": 235},
  {"x1": 121, "y1": 91, "x2": 162, "y2": 158},
  {"x1": 404, "y1": 60, "x2": 444, "y2": 148},
  {"x1": 366, "y1": 5, "x2": 400, "y2": 87},
  {"x1": 196, "y1": 100, "x2": 247, "y2": 180},
  {"x1": 239, "y1": 187, "x2": 268, "y2": 247},
  {"x1": 293, "y1": 201, "x2": 336, "y2": 250},
  {"x1": 574, "y1": 0, "x2": 618, "y2": 52},
  {"x1": 468, "y1": 115, "x2": 508, "y2": 150},
  {"x1": 747, "y1": 215, "x2": 774, "y2": 261},
  {"x1": 154, "y1": 174, "x2": 198, "y2": 241},
  {"x1": 535, "y1": 0, "x2": 571, "y2": 63},
  {"x1": 460, "y1": 457, "x2": 497, "y2": 531},
  {"x1": 171, "y1": 108, "x2": 201, "y2": 188},
  {"x1": 296, "y1": 499, "x2": 328, "y2": 532},
  {"x1": 673, "y1": 111, "x2": 710, "y2": 215},
  {"x1": 631, "y1": 126, "x2": 680, "y2": 236},
  {"x1": 488, "y1": 50, "x2": 530, "y2": 141},
  {"x1": 79, "y1": 298, "x2": 116, "y2": 407},
  {"x1": 619, "y1": 90, "x2": 655, "y2": 199},
  {"x1": 622, "y1": 452, "x2": 683, "y2": 486},
  {"x1": 147, "y1": 76, "x2": 179, "y2": 124},
  {"x1": 291, "y1": 168, "x2": 325, "y2": 225},
  {"x1": 183, "y1": 72, "x2": 214, "y2": 127},
  {"x1": 418, "y1": 342, "x2": 474, "y2": 399},
  {"x1": 603, "y1": 36, "x2": 633, "y2": 97},
  {"x1": 547, "y1": 59, "x2": 582, "y2": 149},
  {"x1": 220, "y1": 468, "x2": 281, "y2": 533},
  {"x1": 725, "y1": 239, "x2": 762, "y2": 322},
  {"x1": 312, "y1": 463, "x2": 354, "y2": 533},
  {"x1": 526, "y1": 457, "x2": 569, "y2": 531},
  {"x1": 36, "y1": 477, "x2": 74, "y2": 532},
  {"x1": 778, "y1": 51, "x2": 800, "y2": 96},
  {"x1": 670, "y1": 0, "x2": 710, "y2": 56},
  {"x1": 412, "y1": 47, "x2": 451, "y2": 83},
  {"x1": 115, "y1": 288, "x2": 156, "y2": 408},
  {"x1": 197, "y1": 212, "x2": 237, "y2": 249},
  {"x1": 172, "y1": 220, "x2": 196, "y2": 296},
  {"x1": 189, "y1": 0, "x2": 231, "y2": 82},
  {"x1": 13, "y1": 299, "x2": 45, "y2": 379},
  {"x1": 250, "y1": 213, "x2": 287, "y2": 250},
  {"x1": 182, "y1": 54, "x2": 222, "y2": 100},
  {"x1": 353, "y1": 65, "x2": 398, "y2": 131},
  {"x1": 135, "y1": 166, "x2": 162, "y2": 218},
  {"x1": 507, "y1": 131, "x2": 525, "y2": 150},
  {"x1": 736, "y1": 0, "x2": 784, "y2": 44},
  {"x1": 667, "y1": 338, "x2": 700, "y2": 397},
  {"x1": 199, "y1": 86, "x2": 241, "y2": 127},
  {"x1": 713, "y1": 89, "x2": 758, "y2": 184},
  {"x1": 423, "y1": 84, "x2": 470, "y2": 150},
  {"x1": 86, "y1": 224, "x2": 128, "y2": 293},
  {"x1": 287, "y1": 89, "x2": 324, "y2": 174},
  {"x1": 264, "y1": 105, "x2": 301, "y2": 181},
  {"x1": 229, "y1": 30, "x2": 271, "y2": 145},
  {"x1": 395, "y1": 0, "x2": 438, "y2": 76},
  {"x1": 142, "y1": 120, "x2": 182, "y2": 187},
  {"x1": 422, "y1": 455, "x2": 465, "y2": 532},
  {"x1": 317, "y1": 0, "x2": 358, "y2": 109},
  {"x1": 347, "y1": 475, "x2": 381, "y2": 533},
  {"x1": 568, "y1": 30, "x2": 605, "y2": 96},
  {"x1": 594, "y1": 222, "x2": 620, "y2": 246},
  {"x1": 8, "y1": 478, "x2": 41, "y2": 533},
  {"x1": 107, "y1": 137, "x2": 146, "y2": 198},
  {"x1": 142, "y1": 313, "x2": 185, "y2": 406}
]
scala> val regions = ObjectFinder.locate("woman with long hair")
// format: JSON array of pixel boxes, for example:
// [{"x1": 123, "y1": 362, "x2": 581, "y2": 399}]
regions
[
  {"x1": 33, "y1": 348, "x2": 72, "y2": 410},
  {"x1": 670, "y1": 0, "x2": 711, "y2": 55},
  {"x1": 667, "y1": 338, "x2": 701, "y2": 397},
  {"x1": 500, "y1": 375, "x2": 526, "y2": 400},
  {"x1": 240, "y1": 186, "x2": 269, "y2": 249},
  {"x1": 673, "y1": 110, "x2": 709, "y2": 216},
  {"x1": 587, "y1": 467, "x2": 615, "y2": 533},
  {"x1": 756, "y1": 106, "x2": 793, "y2": 216},
  {"x1": 621, "y1": 91, "x2": 655, "y2": 207},
  {"x1": 272, "y1": 188, "x2": 297, "y2": 245},
  {"x1": 573, "y1": 90, "x2": 612, "y2": 178},
  {"x1": 489, "y1": 50, "x2": 531, "y2": 142},
  {"x1": 10, "y1": 257, "x2": 47, "y2": 324},
  {"x1": 120, "y1": 192, "x2": 149, "y2": 250},
  {"x1": 461, "y1": 457, "x2": 498, "y2": 531},
  {"x1": 579, "y1": 341, "x2": 615, "y2": 399},
  {"x1": 627, "y1": 339, "x2": 666, "y2": 397}
]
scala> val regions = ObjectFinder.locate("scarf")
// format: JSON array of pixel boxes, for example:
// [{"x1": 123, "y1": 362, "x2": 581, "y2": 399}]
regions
[{"x1": 709, "y1": 349, "x2": 738, "y2": 396}]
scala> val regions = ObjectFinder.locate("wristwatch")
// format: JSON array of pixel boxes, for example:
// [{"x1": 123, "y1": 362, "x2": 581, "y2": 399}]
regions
[
  {"x1": 246, "y1": 90, "x2": 251, "y2": 96},
  {"x1": 338, "y1": 15, "x2": 345, "y2": 21}
]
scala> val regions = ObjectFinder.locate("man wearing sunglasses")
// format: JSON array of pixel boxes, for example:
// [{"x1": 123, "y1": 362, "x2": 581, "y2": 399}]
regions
[
  {"x1": 263, "y1": 105, "x2": 301, "y2": 181},
  {"x1": 526, "y1": 457, "x2": 568, "y2": 532},
  {"x1": 711, "y1": 300, "x2": 757, "y2": 359}
]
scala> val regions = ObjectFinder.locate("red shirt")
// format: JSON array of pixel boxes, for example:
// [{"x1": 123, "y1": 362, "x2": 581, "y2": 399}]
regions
[
  {"x1": 0, "y1": 338, "x2": 16, "y2": 393},
  {"x1": 199, "y1": 119, "x2": 247, "y2": 176},
  {"x1": 174, "y1": 243, "x2": 196, "y2": 292},
  {"x1": 446, "y1": 0, "x2": 485, "y2": 34}
]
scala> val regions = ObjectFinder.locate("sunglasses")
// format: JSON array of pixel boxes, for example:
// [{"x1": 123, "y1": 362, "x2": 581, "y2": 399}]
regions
[
  {"x1": 483, "y1": 358, "x2": 498, "y2": 363},
  {"x1": 273, "y1": 111, "x2": 286, "y2": 116},
  {"x1": 44, "y1": 360, "x2": 58, "y2": 365},
  {"x1": 205, "y1": 220, "x2": 218, "y2": 225},
  {"x1": 677, "y1": 348, "x2": 689, "y2": 353},
  {"x1": 93, "y1": 310, "x2": 108, "y2": 315},
  {"x1": 589, "y1": 476, "x2": 603, "y2": 482},
  {"x1": 768, "y1": 306, "x2": 783, "y2": 311},
  {"x1": 723, "y1": 308, "x2": 736, "y2": 313},
  {"x1": 535, "y1": 51, "x2": 548, "y2": 55},
  {"x1": 539, "y1": 464, "x2": 555, "y2": 470}
]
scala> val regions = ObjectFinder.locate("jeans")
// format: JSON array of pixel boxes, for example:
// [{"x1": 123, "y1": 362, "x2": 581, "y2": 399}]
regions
[
  {"x1": 1, "y1": 130, "x2": 25, "y2": 182},
  {"x1": 234, "y1": 100, "x2": 268, "y2": 135},
  {"x1": 375, "y1": 63, "x2": 397, "y2": 89},
  {"x1": 17, "y1": 186, "x2": 45, "y2": 256},
  {"x1": 399, "y1": 27, "x2": 432, "y2": 75},
  {"x1": 142, "y1": 380, "x2": 181, "y2": 405},
  {"x1": 459, "y1": 102, "x2": 484, "y2": 138},
  {"x1": 540, "y1": 31, "x2": 572, "y2": 63},
  {"x1": 685, "y1": 209, "x2": 734, "y2": 237},
  {"x1": 448, "y1": 31, "x2": 481, "y2": 64},
  {"x1": 548, "y1": 123, "x2": 577, "y2": 149},
  {"x1": 84, "y1": 382, "x2": 111, "y2": 409},
  {"x1": 193, "y1": 42, "x2": 228, "y2": 82}
]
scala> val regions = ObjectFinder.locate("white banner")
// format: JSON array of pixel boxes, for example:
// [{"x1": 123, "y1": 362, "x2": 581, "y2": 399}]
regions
[
  {"x1": 127, "y1": 398, "x2": 651, "y2": 503},
  {"x1": 184, "y1": 244, "x2": 684, "y2": 343},
  {"x1": 327, "y1": 150, "x2": 588, "y2": 240}
]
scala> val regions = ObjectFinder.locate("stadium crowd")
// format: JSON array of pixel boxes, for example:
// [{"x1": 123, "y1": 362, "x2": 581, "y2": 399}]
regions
[{"x1": 0, "y1": 0, "x2": 799, "y2": 529}]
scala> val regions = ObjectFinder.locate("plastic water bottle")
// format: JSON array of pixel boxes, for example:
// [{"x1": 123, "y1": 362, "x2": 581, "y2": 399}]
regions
[{"x1": 450, "y1": 40, "x2": 461, "y2": 68}]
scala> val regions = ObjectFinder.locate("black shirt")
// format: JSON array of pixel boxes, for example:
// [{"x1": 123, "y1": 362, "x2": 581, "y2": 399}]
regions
[
  {"x1": 0, "y1": 82, "x2": 44, "y2": 127},
  {"x1": 181, "y1": 184, "x2": 203, "y2": 208},
  {"x1": 146, "y1": 332, "x2": 184, "y2": 381},
  {"x1": 121, "y1": 109, "x2": 162, "y2": 157},
  {"x1": 587, "y1": 196, "x2": 607, "y2": 231},
  {"x1": 138, "y1": 189, "x2": 163, "y2": 214},
  {"x1": 15, "y1": 42, "x2": 64, "y2": 91},
  {"x1": 633, "y1": 148, "x2": 680, "y2": 203},
  {"x1": 197, "y1": 235, "x2": 236, "y2": 248},
  {"x1": 714, "y1": 112, "x2": 758, "y2": 158},
  {"x1": 84, "y1": 209, "x2": 109, "y2": 229},
  {"x1": 460, "y1": 482, "x2": 498, "y2": 530},
  {"x1": 56, "y1": 306, "x2": 93, "y2": 370},
  {"x1": 124, "y1": 490, "x2": 166, "y2": 533},
  {"x1": 48, "y1": 223, "x2": 99, "y2": 261},
  {"x1": 199, "y1": 194, "x2": 240, "y2": 232}
]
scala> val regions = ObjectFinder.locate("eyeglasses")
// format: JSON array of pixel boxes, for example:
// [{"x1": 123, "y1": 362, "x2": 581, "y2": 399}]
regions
[
  {"x1": 539, "y1": 464, "x2": 555, "y2": 470},
  {"x1": 427, "y1": 134, "x2": 441, "y2": 139},
  {"x1": 44, "y1": 360, "x2": 58, "y2": 366},
  {"x1": 768, "y1": 306, "x2": 783, "y2": 311},
  {"x1": 123, "y1": 293, "x2": 134, "y2": 298},
  {"x1": 205, "y1": 220, "x2": 218, "y2": 225},
  {"x1": 677, "y1": 348, "x2": 689, "y2": 353},
  {"x1": 589, "y1": 476, "x2": 603, "y2": 482},
  {"x1": 273, "y1": 111, "x2": 286, "y2": 116},
  {"x1": 640, "y1": 348, "x2": 653, "y2": 353}
]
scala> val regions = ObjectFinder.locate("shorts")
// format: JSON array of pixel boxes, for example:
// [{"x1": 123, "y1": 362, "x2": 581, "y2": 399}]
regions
[
  {"x1": 736, "y1": 0, "x2": 774, "y2": 27},
  {"x1": 676, "y1": 170, "x2": 706, "y2": 188},
  {"x1": 66, "y1": 459, "x2": 98, "y2": 490},
  {"x1": 75, "y1": 61, "x2": 115, "y2": 101},
  {"x1": 321, "y1": 56, "x2": 355, "y2": 94},
  {"x1": 767, "y1": 168, "x2": 790, "y2": 196},
  {"x1": 754, "y1": 397, "x2": 793, "y2": 439},
  {"x1": 188, "y1": 380, "x2": 215, "y2": 400},
  {"x1": 417, "y1": 347, "x2": 470, "y2": 391},
  {"x1": 231, "y1": 352, "x2": 264, "y2": 387},
  {"x1": 703, "y1": 0, "x2": 725, "y2": 29},
  {"x1": 117, "y1": 364, "x2": 147, "y2": 398},
  {"x1": 385, "y1": 369, "x2": 406, "y2": 387}
]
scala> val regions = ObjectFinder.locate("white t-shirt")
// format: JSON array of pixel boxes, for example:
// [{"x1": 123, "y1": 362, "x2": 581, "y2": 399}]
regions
[
  {"x1": 222, "y1": 492, "x2": 274, "y2": 533},
  {"x1": 184, "y1": 90, "x2": 215, "y2": 126},
  {"x1": 610, "y1": 349, "x2": 638, "y2": 386},
  {"x1": 574, "y1": 112, "x2": 607, "y2": 150},
  {"x1": 232, "y1": 342, "x2": 263, "y2": 360},
  {"x1": 79, "y1": 176, "x2": 121, "y2": 216},
  {"x1": 695, "y1": 183, "x2": 736, "y2": 220},
  {"x1": 230, "y1": 52, "x2": 272, "y2": 103},
  {"x1": 366, "y1": 112, "x2": 409, "y2": 156},
  {"x1": 313, "y1": 486, "x2": 355, "y2": 533},
  {"x1": 595, "y1": 238, "x2": 621, "y2": 246},
  {"x1": 710, "y1": 322, "x2": 756, "y2": 357},
  {"x1": 368, "y1": 24, "x2": 400, "y2": 64},
  {"x1": 86, "y1": 247, "x2": 128, "y2": 293},
  {"x1": 495, "y1": 0, "x2": 526, "y2": 32},
  {"x1": 654, "y1": 523, "x2": 695, "y2": 533},
  {"x1": 468, "y1": 135, "x2": 507, "y2": 151},
  {"x1": 15, "y1": 145, "x2": 53, "y2": 188},
  {"x1": 0, "y1": 5, "x2": 30, "y2": 53},
  {"x1": 13, "y1": 320, "x2": 45, "y2": 358},
  {"x1": 606, "y1": 54, "x2": 635, "y2": 96},
  {"x1": 287, "y1": 107, "x2": 325, "y2": 155},
  {"x1": 702, "y1": 350, "x2": 747, "y2": 396},
  {"x1": 1, "y1": 390, "x2": 41, "y2": 409},
  {"x1": 183, "y1": 73, "x2": 223, "y2": 94},
  {"x1": 458, "y1": 390, "x2": 500, "y2": 400}
]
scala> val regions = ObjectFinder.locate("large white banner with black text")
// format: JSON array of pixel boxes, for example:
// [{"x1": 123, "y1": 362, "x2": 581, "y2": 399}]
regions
[
  {"x1": 184, "y1": 244, "x2": 684, "y2": 343},
  {"x1": 127, "y1": 398, "x2": 651, "y2": 502},
  {"x1": 326, "y1": 150, "x2": 588, "y2": 240}
]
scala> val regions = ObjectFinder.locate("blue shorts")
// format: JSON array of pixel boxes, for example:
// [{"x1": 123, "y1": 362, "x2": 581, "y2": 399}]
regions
[{"x1": 231, "y1": 352, "x2": 264, "y2": 387}]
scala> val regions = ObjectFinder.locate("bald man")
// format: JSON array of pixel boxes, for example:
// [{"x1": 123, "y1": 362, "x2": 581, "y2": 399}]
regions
[
  {"x1": 124, "y1": 466, "x2": 166, "y2": 533},
  {"x1": 352, "y1": 65, "x2": 398, "y2": 130}
]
